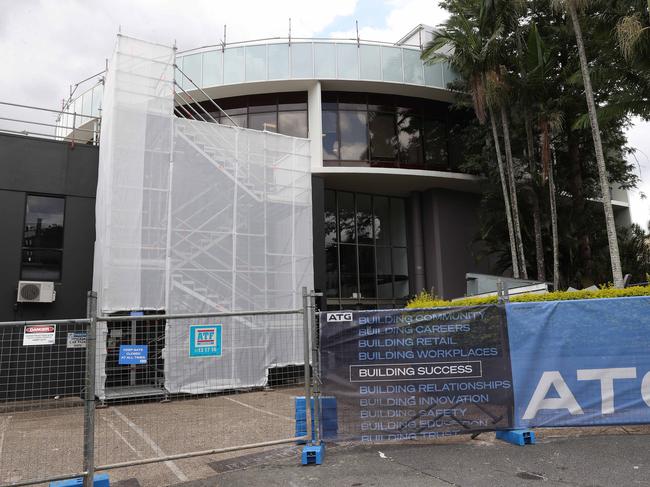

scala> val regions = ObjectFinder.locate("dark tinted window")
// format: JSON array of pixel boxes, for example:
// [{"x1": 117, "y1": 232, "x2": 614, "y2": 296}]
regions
[
  {"x1": 249, "y1": 112, "x2": 277, "y2": 132},
  {"x1": 376, "y1": 247, "x2": 393, "y2": 298},
  {"x1": 221, "y1": 114, "x2": 247, "y2": 127},
  {"x1": 322, "y1": 92, "x2": 455, "y2": 171},
  {"x1": 278, "y1": 92, "x2": 308, "y2": 111},
  {"x1": 339, "y1": 111, "x2": 368, "y2": 160},
  {"x1": 22, "y1": 195, "x2": 65, "y2": 281},
  {"x1": 338, "y1": 192, "x2": 356, "y2": 244},
  {"x1": 358, "y1": 246, "x2": 376, "y2": 298},
  {"x1": 339, "y1": 245, "x2": 358, "y2": 298},
  {"x1": 278, "y1": 111, "x2": 307, "y2": 138},
  {"x1": 373, "y1": 196, "x2": 390, "y2": 245},
  {"x1": 423, "y1": 119, "x2": 449, "y2": 169},
  {"x1": 322, "y1": 110, "x2": 339, "y2": 160},
  {"x1": 325, "y1": 190, "x2": 339, "y2": 298},
  {"x1": 369, "y1": 112, "x2": 396, "y2": 161},
  {"x1": 324, "y1": 190, "x2": 408, "y2": 306},
  {"x1": 183, "y1": 92, "x2": 307, "y2": 137},
  {"x1": 397, "y1": 113, "x2": 422, "y2": 166},
  {"x1": 356, "y1": 194, "x2": 373, "y2": 244}
]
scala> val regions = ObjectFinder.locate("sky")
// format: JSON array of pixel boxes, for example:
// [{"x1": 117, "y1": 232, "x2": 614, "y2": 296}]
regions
[{"x1": 0, "y1": 0, "x2": 647, "y2": 227}]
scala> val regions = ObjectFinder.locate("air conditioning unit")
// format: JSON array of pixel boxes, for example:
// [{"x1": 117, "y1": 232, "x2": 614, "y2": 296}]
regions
[{"x1": 17, "y1": 281, "x2": 56, "y2": 303}]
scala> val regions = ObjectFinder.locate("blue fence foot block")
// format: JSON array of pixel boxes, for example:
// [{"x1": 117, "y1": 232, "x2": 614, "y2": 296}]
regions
[
  {"x1": 301, "y1": 444, "x2": 325, "y2": 465},
  {"x1": 50, "y1": 473, "x2": 110, "y2": 486},
  {"x1": 496, "y1": 429, "x2": 535, "y2": 446},
  {"x1": 295, "y1": 396, "x2": 338, "y2": 444}
]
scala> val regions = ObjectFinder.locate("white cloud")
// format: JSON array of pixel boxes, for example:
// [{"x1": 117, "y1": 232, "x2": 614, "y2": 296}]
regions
[
  {"x1": 329, "y1": 0, "x2": 448, "y2": 43},
  {"x1": 0, "y1": 0, "x2": 357, "y2": 113}
]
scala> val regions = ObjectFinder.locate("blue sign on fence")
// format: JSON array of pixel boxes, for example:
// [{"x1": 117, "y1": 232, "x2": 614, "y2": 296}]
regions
[
  {"x1": 118, "y1": 345, "x2": 148, "y2": 365},
  {"x1": 507, "y1": 296, "x2": 650, "y2": 428},
  {"x1": 189, "y1": 325, "x2": 222, "y2": 357}
]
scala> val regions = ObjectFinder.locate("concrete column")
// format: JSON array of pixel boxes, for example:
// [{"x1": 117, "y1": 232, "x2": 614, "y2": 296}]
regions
[
  {"x1": 421, "y1": 190, "x2": 444, "y2": 298},
  {"x1": 307, "y1": 81, "x2": 323, "y2": 170},
  {"x1": 407, "y1": 192, "x2": 426, "y2": 295}
]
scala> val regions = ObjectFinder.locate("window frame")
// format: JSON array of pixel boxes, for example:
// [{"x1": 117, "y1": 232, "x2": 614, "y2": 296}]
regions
[
  {"x1": 321, "y1": 91, "x2": 453, "y2": 170},
  {"x1": 20, "y1": 193, "x2": 66, "y2": 283},
  {"x1": 324, "y1": 189, "x2": 409, "y2": 309}
]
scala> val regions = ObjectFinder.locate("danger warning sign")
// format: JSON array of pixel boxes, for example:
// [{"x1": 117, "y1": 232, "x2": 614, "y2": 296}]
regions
[{"x1": 23, "y1": 325, "x2": 56, "y2": 346}]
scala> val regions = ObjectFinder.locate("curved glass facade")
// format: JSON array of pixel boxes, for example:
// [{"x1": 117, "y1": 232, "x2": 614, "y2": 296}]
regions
[
  {"x1": 181, "y1": 90, "x2": 467, "y2": 172},
  {"x1": 322, "y1": 92, "x2": 463, "y2": 170}
]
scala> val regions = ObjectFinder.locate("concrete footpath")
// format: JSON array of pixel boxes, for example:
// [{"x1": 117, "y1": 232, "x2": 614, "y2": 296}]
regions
[{"x1": 174, "y1": 427, "x2": 650, "y2": 487}]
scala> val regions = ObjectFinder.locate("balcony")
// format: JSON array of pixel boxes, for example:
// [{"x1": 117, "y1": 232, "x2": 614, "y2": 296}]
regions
[{"x1": 176, "y1": 39, "x2": 455, "y2": 91}]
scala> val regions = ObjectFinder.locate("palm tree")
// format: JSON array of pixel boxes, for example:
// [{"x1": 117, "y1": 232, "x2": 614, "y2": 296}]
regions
[
  {"x1": 516, "y1": 28, "x2": 546, "y2": 282},
  {"x1": 552, "y1": 0, "x2": 625, "y2": 287},
  {"x1": 617, "y1": 0, "x2": 650, "y2": 61},
  {"x1": 422, "y1": 0, "x2": 521, "y2": 278},
  {"x1": 549, "y1": 143, "x2": 560, "y2": 290},
  {"x1": 541, "y1": 115, "x2": 563, "y2": 291},
  {"x1": 482, "y1": 0, "x2": 529, "y2": 280},
  {"x1": 490, "y1": 74, "x2": 528, "y2": 279},
  {"x1": 526, "y1": 22, "x2": 561, "y2": 288}
]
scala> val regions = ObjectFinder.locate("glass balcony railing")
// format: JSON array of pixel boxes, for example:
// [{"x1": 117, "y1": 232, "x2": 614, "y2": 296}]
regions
[
  {"x1": 57, "y1": 39, "x2": 456, "y2": 138},
  {"x1": 176, "y1": 40, "x2": 455, "y2": 91},
  {"x1": 55, "y1": 82, "x2": 103, "y2": 140}
]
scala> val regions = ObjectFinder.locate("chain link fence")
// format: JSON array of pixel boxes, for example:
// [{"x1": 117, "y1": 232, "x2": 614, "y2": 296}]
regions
[{"x1": 0, "y1": 289, "x2": 319, "y2": 487}]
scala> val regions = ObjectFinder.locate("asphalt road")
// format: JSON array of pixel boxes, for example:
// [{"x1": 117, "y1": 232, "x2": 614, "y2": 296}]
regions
[{"x1": 178, "y1": 427, "x2": 650, "y2": 487}]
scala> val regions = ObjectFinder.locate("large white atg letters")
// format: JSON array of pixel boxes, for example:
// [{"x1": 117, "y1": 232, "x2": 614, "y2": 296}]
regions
[
  {"x1": 524, "y1": 368, "x2": 641, "y2": 420},
  {"x1": 576, "y1": 367, "x2": 636, "y2": 414},
  {"x1": 522, "y1": 371, "x2": 583, "y2": 420},
  {"x1": 642, "y1": 372, "x2": 650, "y2": 407}
]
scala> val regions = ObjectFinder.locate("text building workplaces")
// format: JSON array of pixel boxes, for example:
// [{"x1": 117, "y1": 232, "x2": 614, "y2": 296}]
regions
[{"x1": 357, "y1": 324, "x2": 498, "y2": 361}]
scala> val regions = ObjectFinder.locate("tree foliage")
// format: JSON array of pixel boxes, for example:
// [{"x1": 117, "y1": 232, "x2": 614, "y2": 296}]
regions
[{"x1": 428, "y1": 0, "x2": 649, "y2": 289}]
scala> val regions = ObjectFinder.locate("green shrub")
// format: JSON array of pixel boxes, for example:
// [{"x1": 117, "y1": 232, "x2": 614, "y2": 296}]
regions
[{"x1": 406, "y1": 285, "x2": 650, "y2": 309}]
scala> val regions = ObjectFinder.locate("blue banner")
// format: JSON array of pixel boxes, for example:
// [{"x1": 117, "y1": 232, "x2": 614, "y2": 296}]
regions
[{"x1": 507, "y1": 296, "x2": 650, "y2": 428}]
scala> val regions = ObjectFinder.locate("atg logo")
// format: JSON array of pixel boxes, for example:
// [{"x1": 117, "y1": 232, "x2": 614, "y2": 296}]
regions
[
  {"x1": 327, "y1": 312, "x2": 353, "y2": 323},
  {"x1": 189, "y1": 324, "x2": 222, "y2": 357}
]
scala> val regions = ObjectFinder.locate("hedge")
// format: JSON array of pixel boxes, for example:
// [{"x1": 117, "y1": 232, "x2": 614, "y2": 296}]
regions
[{"x1": 406, "y1": 284, "x2": 650, "y2": 309}]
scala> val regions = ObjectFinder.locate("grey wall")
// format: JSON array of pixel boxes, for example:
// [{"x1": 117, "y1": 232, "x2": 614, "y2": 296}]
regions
[
  {"x1": 421, "y1": 188, "x2": 490, "y2": 300},
  {"x1": 0, "y1": 133, "x2": 98, "y2": 322}
]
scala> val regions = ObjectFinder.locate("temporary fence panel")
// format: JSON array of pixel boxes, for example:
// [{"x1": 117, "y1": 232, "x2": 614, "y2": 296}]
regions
[
  {"x1": 0, "y1": 321, "x2": 89, "y2": 486},
  {"x1": 507, "y1": 296, "x2": 650, "y2": 428},
  {"x1": 319, "y1": 306, "x2": 514, "y2": 441},
  {"x1": 93, "y1": 35, "x2": 313, "y2": 399},
  {"x1": 93, "y1": 311, "x2": 307, "y2": 474}
]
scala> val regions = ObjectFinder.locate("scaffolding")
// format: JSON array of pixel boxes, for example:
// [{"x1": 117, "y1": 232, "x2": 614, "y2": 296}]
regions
[{"x1": 93, "y1": 34, "x2": 313, "y2": 399}]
